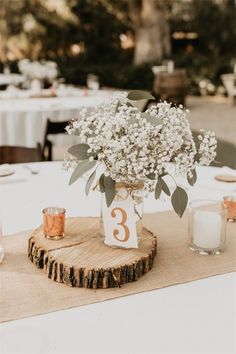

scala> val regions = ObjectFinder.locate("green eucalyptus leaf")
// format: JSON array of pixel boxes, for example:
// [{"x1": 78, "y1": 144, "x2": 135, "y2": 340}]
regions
[
  {"x1": 155, "y1": 179, "x2": 162, "y2": 199},
  {"x1": 171, "y1": 186, "x2": 188, "y2": 218},
  {"x1": 147, "y1": 116, "x2": 162, "y2": 126},
  {"x1": 99, "y1": 174, "x2": 105, "y2": 193},
  {"x1": 88, "y1": 123, "x2": 96, "y2": 130},
  {"x1": 115, "y1": 100, "x2": 121, "y2": 113},
  {"x1": 68, "y1": 144, "x2": 90, "y2": 160},
  {"x1": 147, "y1": 164, "x2": 159, "y2": 180},
  {"x1": 128, "y1": 117, "x2": 139, "y2": 125},
  {"x1": 85, "y1": 170, "x2": 96, "y2": 195},
  {"x1": 187, "y1": 169, "x2": 197, "y2": 186},
  {"x1": 160, "y1": 177, "x2": 171, "y2": 196},
  {"x1": 104, "y1": 176, "x2": 116, "y2": 207},
  {"x1": 147, "y1": 172, "x2": 156, "y2": 180},
  {"x1": 115, "y1": 100, "x2": 120, "y2": 113},
  {"x1": 69, "y1": 160, "x2": 97, "y2": 185},
  {"x1": 140, "y1": 112, "x2": 162, "y2": 126},
  {"x1": 73, "y1": 129, "x2": 81, "y2": 136},
  {"x1": 88, "y1": 123, "x2": 97, "y2": 137},
  {"x1": 161, "y1": 171, "x2": 168, "y2": 177},
  {"x1": 140, "y1": 112, "x2": 151, "y2": 120},
  {"x1": 127, "y1": 90, "x2": 155, "y2": 101}
]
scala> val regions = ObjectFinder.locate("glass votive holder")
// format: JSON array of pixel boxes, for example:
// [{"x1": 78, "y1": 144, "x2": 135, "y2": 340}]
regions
[
  {"x1": 43, "y1": 207, "x2": 66, "y2": 240},
  {"x1": 223, "y1": 196, "x2": 236, "y2": 222},
  {"x1": 188, "y1": 200, "x2": 227, "y2": 255}
]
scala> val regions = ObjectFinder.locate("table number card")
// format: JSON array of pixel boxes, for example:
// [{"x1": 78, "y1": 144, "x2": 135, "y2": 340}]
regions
[{"x1": 102, "y1": 189, "x2": 138, "y2": 248}]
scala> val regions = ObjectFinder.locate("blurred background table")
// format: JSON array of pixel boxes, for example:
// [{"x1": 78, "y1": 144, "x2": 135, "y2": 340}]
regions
[
  {"x1": 0, "y1": 88, "x2": 111, "y2": 149},
  {"x1": 0, "y1": 73, "x2": 24, "y2": 89}
]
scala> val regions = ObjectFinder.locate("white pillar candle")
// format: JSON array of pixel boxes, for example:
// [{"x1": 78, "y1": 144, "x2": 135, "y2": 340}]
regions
[{"x1": 193, "y1": 211, "x2": 221, "y2": 249}]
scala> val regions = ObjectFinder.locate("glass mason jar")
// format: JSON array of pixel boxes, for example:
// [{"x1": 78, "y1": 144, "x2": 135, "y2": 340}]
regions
[
  {"x1": 100, "y1": 182, "x2": 144, "y2": 249},
  {"x1": 188, "y1": 200, "x2": 227, "y2": 255}
]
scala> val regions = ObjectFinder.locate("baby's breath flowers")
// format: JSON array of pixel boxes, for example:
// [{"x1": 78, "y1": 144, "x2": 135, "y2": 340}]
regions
[{"x1": 65, "y1": 91, "x2": 217, "y2": 217}]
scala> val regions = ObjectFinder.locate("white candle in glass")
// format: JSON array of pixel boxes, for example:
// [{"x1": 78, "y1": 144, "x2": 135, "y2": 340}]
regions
[{"x1": 193, "y1": 211, "x2": 221, "y2": 249}]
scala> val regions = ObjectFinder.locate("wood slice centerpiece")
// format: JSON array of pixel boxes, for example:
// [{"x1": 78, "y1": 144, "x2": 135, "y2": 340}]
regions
[{"x1": 28, "y1": 217, "x2": 157, "y2": 289}]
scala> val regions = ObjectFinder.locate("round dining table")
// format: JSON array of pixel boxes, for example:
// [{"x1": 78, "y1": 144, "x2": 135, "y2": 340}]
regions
[
  {"x1": 0, "y1": 89, "x2": 111, "y2": 148},
  {"x1": 0, "y1": 162, "x2": 235, "y2": 354}
]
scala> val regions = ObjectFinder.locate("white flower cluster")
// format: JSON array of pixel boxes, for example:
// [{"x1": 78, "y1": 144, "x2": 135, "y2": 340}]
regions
[
  {"x1": 197, "y1": 129, "x2": 217, "y2": 166},
  {"x1": 66, "y1": 93, "x2": 217, "y2": 187},
  {"x1": 18, "y1": 59, "x2": 58, "y2": 81}
]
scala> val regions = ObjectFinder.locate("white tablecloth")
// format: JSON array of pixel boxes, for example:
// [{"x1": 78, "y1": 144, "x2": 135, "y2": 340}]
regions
[
  {"x1": 0, "y1": 162, "x2": 236, "y2": 354},
  {"x1": 0, "y1": 90, "x2": 111, "y2": 148},
  {"x1": 0, "y1": 74, "x2": 24, "y2": 86}
]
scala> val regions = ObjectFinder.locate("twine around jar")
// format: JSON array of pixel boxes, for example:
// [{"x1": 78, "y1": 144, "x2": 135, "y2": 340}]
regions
[{"x1": 115, "y1": 181, "x2": 144, "y2": 201}]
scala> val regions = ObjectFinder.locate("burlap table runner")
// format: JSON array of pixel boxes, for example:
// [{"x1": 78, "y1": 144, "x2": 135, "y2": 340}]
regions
[{"x1": 0, "y1": 211, "x2": 235, "y2": 323}]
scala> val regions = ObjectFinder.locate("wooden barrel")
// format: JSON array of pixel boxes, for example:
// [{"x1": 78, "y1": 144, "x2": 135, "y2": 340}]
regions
[{"x1": 153, "y1": 70, "x2": 188, "y2": 105}]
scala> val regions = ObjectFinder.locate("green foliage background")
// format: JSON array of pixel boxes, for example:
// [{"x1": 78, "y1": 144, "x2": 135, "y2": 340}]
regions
[{"x1": 1, "y1": 0, "x2": 235, "y2": 92}]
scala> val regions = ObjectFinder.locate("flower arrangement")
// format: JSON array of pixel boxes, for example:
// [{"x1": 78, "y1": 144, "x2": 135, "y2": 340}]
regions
[
  {"x1": 65, "y1": 91, "x2": 217, "y2": 217},
  {"x1": 18, "y1": 59, "x2": 58, "y2": 82}
]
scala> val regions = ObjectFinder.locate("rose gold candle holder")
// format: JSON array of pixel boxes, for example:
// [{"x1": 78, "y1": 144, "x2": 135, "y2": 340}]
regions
[
  {"x1": 43, "y1": 207, "x2": 66, "y2": 240},
  {"x1": 223, "y1": 196, "x2": 236, "y2": 222}
]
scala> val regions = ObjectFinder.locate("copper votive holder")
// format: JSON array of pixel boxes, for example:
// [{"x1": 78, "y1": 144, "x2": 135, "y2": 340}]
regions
[
  {"x1": 223, "y1": 196, "x2": 236, "y2": 222},
  {"x1": 43, "y1": 207, "x2": 66, "y2": 240}
]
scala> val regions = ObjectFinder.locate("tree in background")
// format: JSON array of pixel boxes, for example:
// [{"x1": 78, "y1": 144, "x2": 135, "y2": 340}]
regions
[
  {"x1": 129, "y1": 0, "x2": 171, "y2": 65},
  {"x1": 169, "y1": 0, "x2": 236, "y2": 90},
  {"x1": 0, "y1": 0, "x2": 171, "y2": 65},
  {"x1": 0, "y1": 0, "x2": 78, "y2": 61}
]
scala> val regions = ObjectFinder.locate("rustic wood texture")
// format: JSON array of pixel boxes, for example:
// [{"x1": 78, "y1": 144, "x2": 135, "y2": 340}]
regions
[{"x1": 28, "y1": 217, "x2": 157, "y2": 289}]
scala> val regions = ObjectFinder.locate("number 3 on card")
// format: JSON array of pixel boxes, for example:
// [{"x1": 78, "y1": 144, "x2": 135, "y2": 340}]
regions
[{"x1": 111, "y1": 207, "x2": 130, "y2": 242}]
